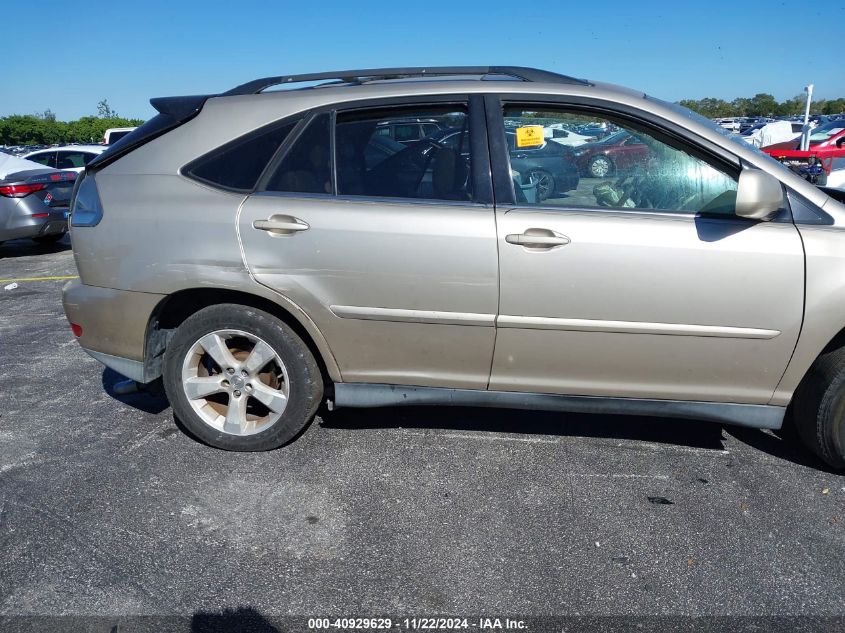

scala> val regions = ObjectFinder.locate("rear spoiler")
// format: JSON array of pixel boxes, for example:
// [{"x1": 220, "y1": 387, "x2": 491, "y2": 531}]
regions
[{"x1": 85, "y1": 94, "x2": 212, "y2": 172}]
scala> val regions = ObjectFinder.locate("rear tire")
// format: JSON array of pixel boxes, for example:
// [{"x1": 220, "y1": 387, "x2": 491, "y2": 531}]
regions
[
  {"x1": 162, "y1": 304, "x2": 323, "y2": 451},
  {"x1": 791, "y1": 347, "x2": 845, "y2": 469}
]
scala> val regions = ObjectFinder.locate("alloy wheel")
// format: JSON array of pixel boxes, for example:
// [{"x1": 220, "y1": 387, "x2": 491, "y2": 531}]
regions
[
  {"x1": 590, "y1": 156, "x2": 612, "y2": 178},
  {"x1": 180, "y1": 329, "x2": 290, "y2": 436}
]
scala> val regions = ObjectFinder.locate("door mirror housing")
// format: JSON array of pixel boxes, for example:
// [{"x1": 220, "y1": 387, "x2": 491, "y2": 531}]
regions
[{"x1": 735, "y1": 169, "x2": 783, "y2": 220}]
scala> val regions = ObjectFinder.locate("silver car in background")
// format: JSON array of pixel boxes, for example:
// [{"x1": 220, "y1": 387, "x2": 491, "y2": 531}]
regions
[
  {"x1": 0, "y1": 155, "x2": 76, "y2": 245},
  {"x1": 62, "y1": 66, "x2": 845, "y2": 468}
]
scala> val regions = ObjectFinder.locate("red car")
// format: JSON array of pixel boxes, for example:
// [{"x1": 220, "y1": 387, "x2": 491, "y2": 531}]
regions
[
  {"x1": 571, "y1": 130, "x2": 650, "y2": 178},
  {"x1": 763, "y1": 121, "x2": 845, "y2": 176}
]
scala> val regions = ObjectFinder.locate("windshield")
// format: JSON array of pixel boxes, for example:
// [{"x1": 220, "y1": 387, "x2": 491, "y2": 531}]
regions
[{"x1": 809, "y1": 123, "x2": 845, "y2": 144}]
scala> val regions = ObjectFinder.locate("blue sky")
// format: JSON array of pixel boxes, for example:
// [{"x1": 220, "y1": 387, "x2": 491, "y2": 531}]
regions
[{"x1": 3, "y1": 0, "x2": 842, "y2": 121}]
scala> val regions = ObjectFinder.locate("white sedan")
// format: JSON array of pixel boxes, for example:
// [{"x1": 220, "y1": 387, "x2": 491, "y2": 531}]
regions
[
  {"x1": 23, "y1": 145, "x2": 106, "y2": 173},
  {"x1": 543, "y1": 124, "x2": 595, "y2": 147}
]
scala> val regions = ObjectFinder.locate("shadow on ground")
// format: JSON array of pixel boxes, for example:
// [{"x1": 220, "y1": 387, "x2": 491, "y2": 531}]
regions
[
  {"x1": 727, "y1": 424, "x2": 842, "y2": 473},
  {"x1": 322, "y1": 403, "x2": 839, "y2": 472},
  {"x1": 0, "y1": 235, "x2": 71, "y2": 259},
  {"x1": 191, "y1": 606, "x2": 281, "y2": 633},
  {"x1": 102, "y1": 368, "x2": 169, "y2": 415},
  {"x1": 99, "y1": 363, "x2": 838, "y2": 472},
  {"x1": 320, "y1": 403, "x2": 728, "y2": 450}
]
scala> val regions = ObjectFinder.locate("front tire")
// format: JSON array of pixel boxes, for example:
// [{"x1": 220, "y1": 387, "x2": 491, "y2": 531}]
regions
[
  {"x1": 163, "y1": 304, "x2": 323, "y2": 451},
  {"x1": 791, "y1": 347, "x2": 845, "y2": 469}
]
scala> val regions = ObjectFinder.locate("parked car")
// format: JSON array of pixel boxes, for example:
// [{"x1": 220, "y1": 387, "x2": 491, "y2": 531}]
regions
[
  {"x1": 63, "y1": 65, "x2": 845, "y2": 468},
  {"x1": 102, "y1": 127, "x2": 137, "y2": 145},
  {"x1": 374, "y1": 118, "x2": 441, "y2": 146},
  {"x1": 574, "y1": 123, "x2": 614, "y2": 139},
  {"x1": 23, "y1": 145, "x2": 107, "y2": 173},
  {"x1": 543, "y1": 123, "x2": 595, "y2": 147},
  {"x1": 715, "y1": 117, "x2": 742, "y2": 132},
  {"x1": 762, "y1": 121, "x2": 845, "y2": 181},
  {"x1": 423, "y1": 126, "x2": 578, "y2": 200},
  {"x1": 0, "y1": 154, "x2": 76, "y2": 245},
  {"x1": 503, "y1": 130, "x2": 579, "y2": 199},
  {"x1": 805, "y1": 121, "x2": 845, "y2": 151},
  {"x1": 571, "y1": 130, "x2": 650, "y2": 177}
]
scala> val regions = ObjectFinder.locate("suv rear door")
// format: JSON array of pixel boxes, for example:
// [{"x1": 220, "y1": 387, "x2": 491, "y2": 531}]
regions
[
  {"x1": 238, "y1": 95, "x2": 499, "y2": 388},
  {"x1": 486, "y1": 95, "x2": 804, "y2": 405}
]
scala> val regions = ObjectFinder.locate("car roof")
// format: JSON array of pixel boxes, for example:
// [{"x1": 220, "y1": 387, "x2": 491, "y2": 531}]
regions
[{"x1": 110, "y1": 66, "x2": 838, "y2": 212}]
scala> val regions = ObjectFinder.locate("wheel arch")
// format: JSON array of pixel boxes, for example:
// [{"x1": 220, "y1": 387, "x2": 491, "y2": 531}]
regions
[
  {"x1": 143, "y1": 287, "x2": 341, "y2": 386},
  {"x1": 774, "y1": 322, "x2": 845, "y2": 407}
]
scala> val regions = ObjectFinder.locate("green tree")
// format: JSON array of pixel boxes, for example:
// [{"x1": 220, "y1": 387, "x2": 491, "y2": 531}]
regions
[
  {"x1": 97, "y1": 99, "x2": 118, "y2": 119},
  {"x1": 821, "y1": 98, "x2": 845, "y2": 115},
  {"x1": 747, "y1": 93, "x2": 778, "y2": 117}
]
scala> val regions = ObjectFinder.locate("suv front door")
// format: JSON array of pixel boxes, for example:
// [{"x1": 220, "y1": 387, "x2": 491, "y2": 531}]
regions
[
  {"x1": 487, "y1": 97, "x2": 804, "y2": 405},
  {"x1": 238, "y1": 96, "x2": 498, "y2": 389}
]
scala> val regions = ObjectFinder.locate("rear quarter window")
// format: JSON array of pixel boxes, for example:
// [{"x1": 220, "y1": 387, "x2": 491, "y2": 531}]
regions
[{"x1": 184, "y1": 119, "x2": 299, "y2": 192}]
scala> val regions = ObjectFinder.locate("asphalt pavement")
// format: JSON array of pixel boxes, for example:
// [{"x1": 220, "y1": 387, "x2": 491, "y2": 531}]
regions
[{"x1": 0, "y1": 235, "x2": 843, "y2": 629}]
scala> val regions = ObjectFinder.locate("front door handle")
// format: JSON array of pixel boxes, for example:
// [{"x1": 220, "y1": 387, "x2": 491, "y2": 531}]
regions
[
  {"x1": 505, "y1": 228, "x2": 570, "y2": 249},
  {"x1": 253, "y1": 215, "x2": 310, "y2": 235}
]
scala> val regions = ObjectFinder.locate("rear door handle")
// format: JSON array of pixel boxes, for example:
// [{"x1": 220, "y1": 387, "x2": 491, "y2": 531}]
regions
[
  {"x1": 253, "y1": 215, "x2": 310, "y2": 235},
  {"x1": 505, "y1": 228, "x2": 570, "y2": 249}
]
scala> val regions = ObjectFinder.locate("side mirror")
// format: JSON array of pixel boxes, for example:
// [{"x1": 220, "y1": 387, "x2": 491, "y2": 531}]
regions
[{"x1": 735, "y1": 169, "x2": 783, "y2": 220}]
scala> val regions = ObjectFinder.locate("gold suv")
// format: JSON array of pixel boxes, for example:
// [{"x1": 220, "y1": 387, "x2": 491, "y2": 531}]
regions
[{"x1": 62, "y1": 66, "x2": 845, "y2": 467}]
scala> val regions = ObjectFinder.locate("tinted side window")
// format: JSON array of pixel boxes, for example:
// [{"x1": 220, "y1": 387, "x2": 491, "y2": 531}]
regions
[
  {"x1": 57, "y1": 152, "x2": 88, "y2": 169},
  {"x1": 186, "y1": 119, "x2": 298, "y2": 191},
  {"x1": 263, "y1": 113, "x2": 332, "y2": 194},
  {"x1": 335, "y1": 106, "x2": 472, "y2": 201},
  {"x1": 28, "y1": 152, "x2": 56, "y2": 168},
  {"x1": 393, "y1": 124, "x2": 420, "y2": 143},
  {"x1": 108, "y1": 131, "x2": 132, "y2": 144}
]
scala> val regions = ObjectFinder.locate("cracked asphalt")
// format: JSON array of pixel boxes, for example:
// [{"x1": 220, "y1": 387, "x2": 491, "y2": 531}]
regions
[{"x1": 0, "y1": 235, "x2": 843, "y2": 628}]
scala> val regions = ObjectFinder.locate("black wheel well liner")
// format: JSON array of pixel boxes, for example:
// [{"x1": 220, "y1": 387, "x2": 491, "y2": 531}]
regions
[
  {"x1": 144, "y1": 288, "x2": 332, "y2": 387},
  {"x1": 821, "y1": 326, "x2": 845, "y2": 356}
]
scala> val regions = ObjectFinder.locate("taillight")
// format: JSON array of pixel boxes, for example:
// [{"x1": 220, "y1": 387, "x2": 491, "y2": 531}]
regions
[
  {"x1": 47, "y1": 171, "x2": 77, "y2": 182},
  {"x1": 0, "y1": 183, "x2": 46, "y2": 197},
  {"x1": 70, "y1": 174, "x2": 104, "y2": 227},
  {"x1": 70, "y1": 323, "x2": 82, "y2": 337}
]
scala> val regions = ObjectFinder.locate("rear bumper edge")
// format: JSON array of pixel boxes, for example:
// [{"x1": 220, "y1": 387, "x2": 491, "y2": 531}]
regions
[{"x1": 83, "y1": 349, "x2": 145, "y2": 383}]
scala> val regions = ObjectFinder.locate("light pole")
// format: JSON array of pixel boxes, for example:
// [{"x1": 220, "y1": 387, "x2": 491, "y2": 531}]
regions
[{"x1": 801, "y1": 84, "x2": 814, "y2": 151}]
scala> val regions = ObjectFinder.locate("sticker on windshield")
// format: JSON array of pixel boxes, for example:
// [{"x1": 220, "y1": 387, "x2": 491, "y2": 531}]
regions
[{"x1": 515, "y1": 125, "x2": 544, "y2": 148}]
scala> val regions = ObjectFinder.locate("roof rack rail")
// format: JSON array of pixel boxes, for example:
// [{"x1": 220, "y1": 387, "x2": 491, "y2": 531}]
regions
[{"x1": 221, "y1": 66, "x2": 591, "y2": 96}]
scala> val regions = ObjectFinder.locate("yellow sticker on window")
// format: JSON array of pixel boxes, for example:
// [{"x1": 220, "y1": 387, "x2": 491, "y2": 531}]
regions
[{"x1": 515, "y1": 125, "x2": 544, "y2": 148}]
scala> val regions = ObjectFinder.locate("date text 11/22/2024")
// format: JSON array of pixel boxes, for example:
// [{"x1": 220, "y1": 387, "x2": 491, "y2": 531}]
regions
[{"x1": 307, "y1": 617, "x2": 528, "y2": 630}]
